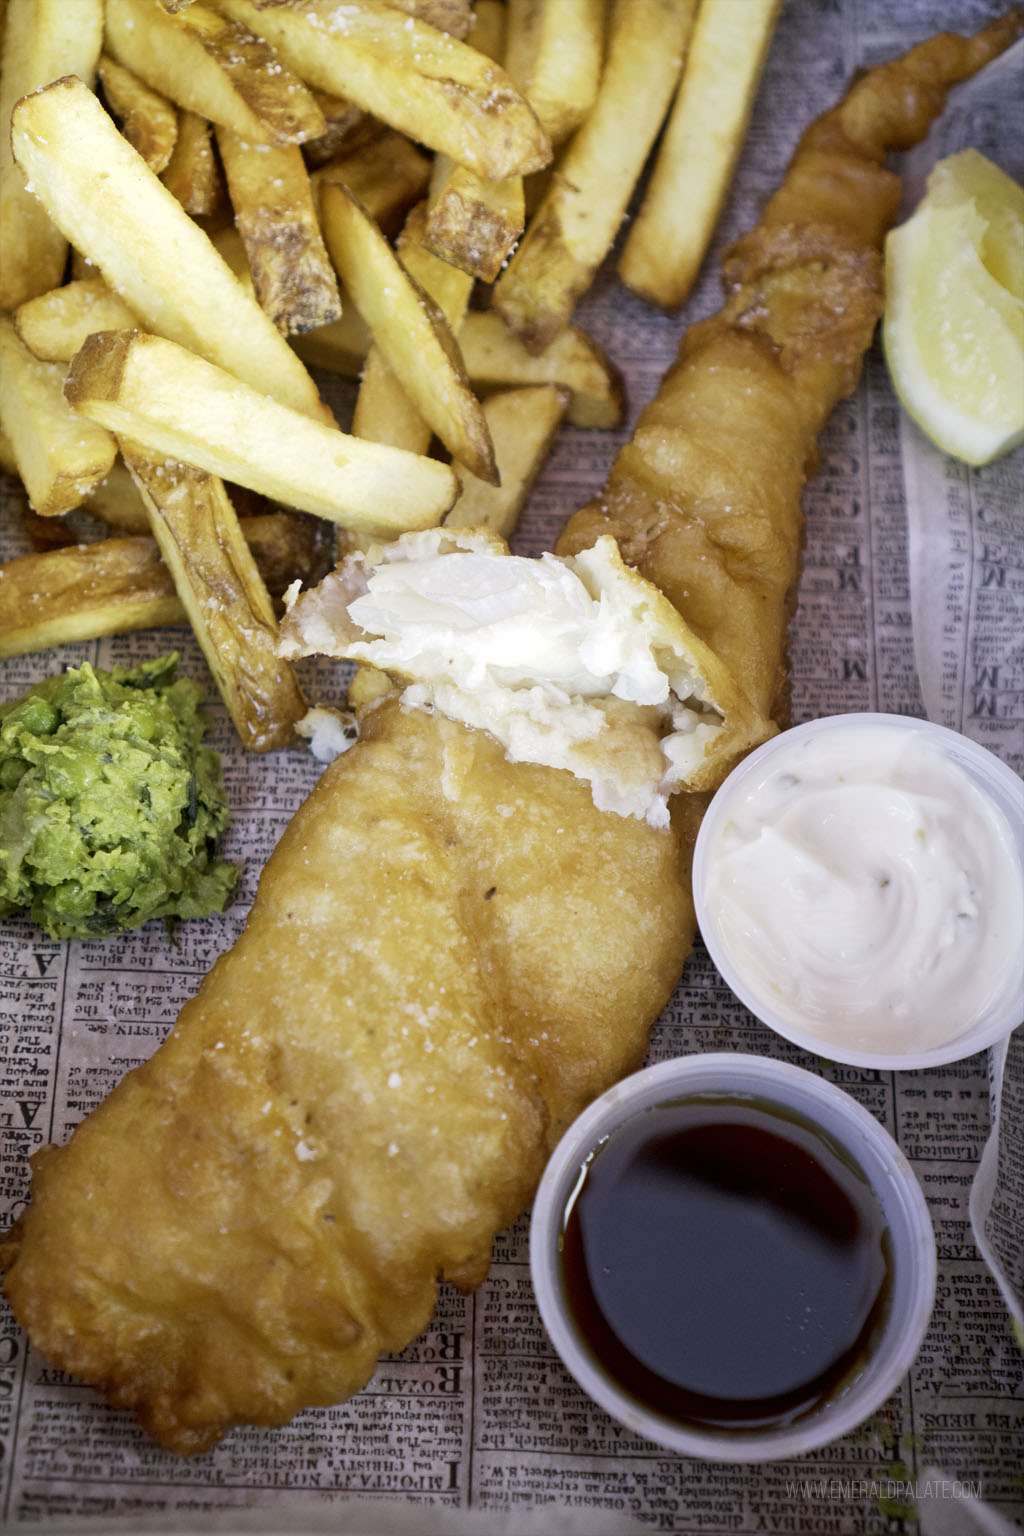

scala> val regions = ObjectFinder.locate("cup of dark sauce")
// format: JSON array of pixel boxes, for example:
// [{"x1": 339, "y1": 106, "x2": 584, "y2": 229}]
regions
[{"x1": 530, "y1": 1055, "x2": 936, "y2": 1461}]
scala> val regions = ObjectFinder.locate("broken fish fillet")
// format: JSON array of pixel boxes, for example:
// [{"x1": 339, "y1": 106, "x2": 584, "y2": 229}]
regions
[
  {"x1": 2, "y1": 11, "x2": 1020, "y2": 1456},
  {"x1": 279, "y1": 529, "x2": 773, "y2": 825}
]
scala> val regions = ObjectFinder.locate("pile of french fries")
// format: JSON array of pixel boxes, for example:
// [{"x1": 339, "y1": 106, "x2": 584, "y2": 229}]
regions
[{"x1": 0, "y1": 0, "x2": 779, "y2": 751}]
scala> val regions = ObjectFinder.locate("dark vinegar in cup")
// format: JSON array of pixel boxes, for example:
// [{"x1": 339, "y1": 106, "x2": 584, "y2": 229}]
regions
[{"x1": 559, "y1": 1095, "x2": 892, "y2": 1431}]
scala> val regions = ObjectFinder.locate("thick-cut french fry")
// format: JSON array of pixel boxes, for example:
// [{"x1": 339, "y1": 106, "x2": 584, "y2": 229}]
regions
[
  {"x1": 11, "y1": 77, "x2": 330, "y2": 423},
  {"x1": 620, "y1": 0, "x2": 781, "y2": 308},
  {"x1": 84, "y1": 458, "x2": 150, "y2": 534},
  {"x1": 0, "y1": 316, "x2": 117, "y2": 517},
  {"x1": 321, "y1": 184, "x2": 497, "y2": 482},
  {"x1": 389, "y1": 0, "x2": 473, "y2": 37},
  {"x1": 98, "y1": 54, "x2": 179, "y2": 174},
  {"x1": 161, "y1": 109, "x2": 222, "y2": 215},
  {"x1": 105, "y1": 0, "x2": 326, "y2": 146},
  {"x1": 458, "y1": 312, "x2": 626, "y2": 430},
  {"x1": 65, "y1": 329, "x2": 458, "y2": 535},
  {"x1": 421, "y1": 0, "x2": 523, "y2": 281},
  {"x1": 14, "y1": 279, "x2": 140, "y2": 364},
  {"x1": 292, "y1": 306, "x2": 627, "y2": 431},
  {"x1": 0, "y1": 425, "x2": 18, "y2": 478},
  {"x1": 213, "y1": 0, "x2": 551, "y2": 180},
  {"x1": 0, "y1": 0, "x2": 104, "y2": 308},
  {"x1": 210, "y1": 225, "x2": 258, "y2": 301},
  {"x1": 301, "y1": 92, "x2": 372, "y2": 169},
  {"x1": 240, "y1": 510, "x2": 334, "y2": 601},
  {"x1": 216, "y1": 127, "x2": 342, "y2": 334},
  {"x1": 353, "y1": 202, "x2": 475, "y2": 456},
  {"x1": 314, "y1": 128, "x2": 432, "y2": 238},
  {"x1": 121, "y1": 443, "x2": 307, "y2": 752},
  {"x1": 444, "y1": 384, "x2": 569, "y2": 539},
  {"x1": 0, "y1": 538, "x2": 184, "y2": 658},
  {"x1": 423, "y1": 156, "x2": 524, "y2": 283},
  {"x1": 504, "y1": 0, "x2": 604, "y2": 146},
  {"x1": 0, "y1": 516, "x2": 328, "y2": 660},
  {"x1": 493, "y1": 0, "x2": 696, "y2": 352},
  {"x1": 290, "y1": 307, "x2": 373, "y2": 377}
]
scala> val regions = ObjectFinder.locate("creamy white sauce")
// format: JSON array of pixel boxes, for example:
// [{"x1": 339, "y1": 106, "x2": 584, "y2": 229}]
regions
[{"x1": 703, "y1": 725, "x2": 1024, "y2": 1055}]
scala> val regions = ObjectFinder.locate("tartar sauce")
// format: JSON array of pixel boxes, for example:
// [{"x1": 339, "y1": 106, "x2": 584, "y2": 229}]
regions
[{"x1": 701, "y1": 722, "x2": 1024, "y2": 1057}]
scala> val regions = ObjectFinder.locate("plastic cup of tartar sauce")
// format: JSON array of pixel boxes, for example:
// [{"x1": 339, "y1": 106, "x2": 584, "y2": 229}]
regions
[
  {"x1": 530, "y1": 1053, "x2": 937, "y2": 1462},
  {"x1": 692, "y1": 713, "x2": 1024, "y2": 1070}
]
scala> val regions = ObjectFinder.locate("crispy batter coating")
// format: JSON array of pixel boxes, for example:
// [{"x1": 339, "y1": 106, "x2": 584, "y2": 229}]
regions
[
  {"x1": 3, "y1": 10, "x2": 1020, "y2": 1454},
  {"x1": 558, "y1": 11, "x2": 1022, "y2": 721},
  {"x1": 1, "y1": 703, "x2": 690, "y2": 1453}
]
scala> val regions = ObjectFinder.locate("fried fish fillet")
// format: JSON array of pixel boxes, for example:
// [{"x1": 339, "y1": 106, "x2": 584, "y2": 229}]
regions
[
  {"x1": 558, "y1": 10, "x2": 1023, "y2": 723},
  {"x1": 2, "y1": 11, "x2": 1020, "y2": 1455},
  {"x1": 1, "y1": 701, "x2": 691, "y2": 1453}
]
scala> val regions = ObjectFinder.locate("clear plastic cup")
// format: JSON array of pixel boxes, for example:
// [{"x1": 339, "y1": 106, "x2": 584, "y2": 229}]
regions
[
  {"x1": 692, "y1": 713, "x2": 1024, "y2": 1071},
  {"x1": 530, "y1": 1053, "x2": 937, "y2": 1462}
]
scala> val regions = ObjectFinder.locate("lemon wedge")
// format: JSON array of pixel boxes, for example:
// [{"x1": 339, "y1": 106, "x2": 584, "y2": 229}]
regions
[{"x1": 884, "y1": 149, "x2": 1024, "y2": 466}]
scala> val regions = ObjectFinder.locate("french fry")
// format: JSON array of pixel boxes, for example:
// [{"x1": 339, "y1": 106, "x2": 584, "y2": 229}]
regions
[
  {"x1": 493, "y1": 0, "x2": 697, "y2": 352},
  {"x1": 240, "y1": 510, "x2": 334, "y2": 601},
  {"x1": 388, "y1": 0, "x2": 474, "y2": 37},
  {"x1": 11, "y1": 76, "x2": 330, "y2": 422},
  {"x1": 458, "y1": 312, "x2": 626, "y2": 430},
  {"x1": 0, "y1": 0, "x2": 104, "y2": 308},
  {"x1": 290, "y1": 307, "x2": 373, "y2": 377},
  {"x1": 14, "y1": 279, "x2": 140, "y2": 364},
  {"x1": 0, "y1": 424, "x2": 18, "y2": 478},
  {"x1": 0, "y1": 315, "x2": 117, "y2": 517},
  {"x1": 210, "y1": 225, "x2": 258, "y2": 301},
  {"x1": 421, "y1": 0, "x2": 523, "y2": 281},
  {"x1": 423, "y1": 159, "x2": 525, "y2": 283},
  {"x1": 98, "y1": 54, "x2": 179, "y2": 175},
  {"x1": 0, "y1": 537, "x2": 185, "y2": 658},
  {"x1": 444, "y1": 384, "x2": 569, "y2": 539},
  {"x1": 301, "y1": 91, "x2": 372, "y2": 169},
  {"x1": 353, "y1": 202, "x2": 475, "y2": 456},
  {"x1": 213, "y1": 0, "x2": 551, "y2": 179},
  {"x1": 105, "y1": 0, "x2": 326, "y2": 147},
  {"x1": 84, "y1": 457, "x2": 150, "y2": 534},
  {"x1": 620, "y1": 0, "x2": 781, "y2": 308},
  {"x1": 0, "y1": 515, "x2": 328, "y2": 660},
  {"x1": 161, "y1": 110, "x2": 223, "y2": 215},
  {"x1": 320, "y1": 184, "x2": 497, "y2": 482},
  {"x1": 293, "y1": 306, "x2": 627, "y2": 431},
  {"x1": 503, "y1": 0, "x2": 604, "y2": 146},
  {"x1": 313, "y1": 128, "x2": 432, "y2": 238},
  {"x1": 121, "y1": 443, "x2": 307, "y2": 752},
  {"x1": 65, "y1": 329, "x2": 458, "y2": 536},
  {"x1": 216, "y1": 126, "x2": 342, "y2": 334}
]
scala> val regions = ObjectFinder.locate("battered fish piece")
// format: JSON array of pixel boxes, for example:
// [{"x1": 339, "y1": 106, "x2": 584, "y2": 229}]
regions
[
  {"x1": 558, "y1": 11, "x2": 1023, "y2": 722},
  {"x1": 3, "y1": 12, "x2": 1019, "y2": 1456},
  {"x1": 1, "y1": 702, "x2": 691, "y2": 1454}
]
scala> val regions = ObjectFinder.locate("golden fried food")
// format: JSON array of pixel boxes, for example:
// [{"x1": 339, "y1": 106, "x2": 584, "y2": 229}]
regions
[
  {"x1": 559, "y1": 10, "x2": 1023, "y2": 722},
  {"x1": 1, "y1": 701, "x2": 690, "y2": 1454},
  {"x1": 3, "y1": 11, "x2": 1019, "y2": 1456}
]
